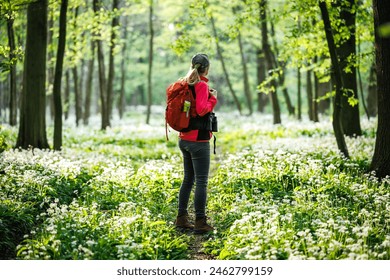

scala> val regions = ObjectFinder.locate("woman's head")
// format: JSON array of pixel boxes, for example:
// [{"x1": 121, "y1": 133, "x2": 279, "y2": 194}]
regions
[
  {"x1": 186, "y1": 53, "x2": 210, "y2": 85},
  {"x1": 191, "y1": 53, "x2": 209, "y2": 75}
]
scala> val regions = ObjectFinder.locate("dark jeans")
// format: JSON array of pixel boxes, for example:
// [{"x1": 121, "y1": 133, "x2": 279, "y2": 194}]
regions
[{"x1": 178, "y1": 139, "x2": 210, "y2": 218}]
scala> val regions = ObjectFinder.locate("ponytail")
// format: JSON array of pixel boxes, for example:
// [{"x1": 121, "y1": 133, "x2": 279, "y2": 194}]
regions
[
  {"x1": 185, "y1": 66, "x2": 200, "y2": 85},
  {"x1": 185, "y1": 54, "x2": 210, "y2": 85}
]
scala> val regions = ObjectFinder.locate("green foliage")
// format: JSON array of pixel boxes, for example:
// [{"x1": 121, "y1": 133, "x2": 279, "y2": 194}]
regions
[
  {"x1": 0, "y1": 116, "x2": 189, "y2": 260},
  {"x1": 0, "y1": 0, "x2": 376, "y2": 111},
  {"x1": 0, "y1": 125, "x2": 16, "y2": 152},
  {"x1": 0, "y1": 0, "x2": 26, "y2": 75},
  {"x1": 16, "y1": 201, "x2": 188, "y2": 260},
  {"x1": 202, "y1": 115, "x2": 389, "y2": 260},
  {"x1": 0, "y1": 45, "x2": 23, "y2": 72},
  {"x1": 0, "y1": 200, "x2": 35, "y2": 259}
]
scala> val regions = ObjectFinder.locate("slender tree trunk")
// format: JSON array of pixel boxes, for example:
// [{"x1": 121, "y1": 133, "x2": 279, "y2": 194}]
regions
[
  {"x1": 317, "y1": 78, "x2": 331, "y2": 113},
  {"x1": 53, "y1": 0, "x2": 68, "y2": 150},
  {"x1": 370, "y1": 0, "x2": 390, "y2": 178},
  {"x1": 97, "y1": 44, "x2": 109, "y2": 129},
  {"x1": 209, "y1": 12, "x2": 242, "y2": 115},
  {"x1": 79, "y1": 58, "x2": 85, "y2": 117},
  {"x1": 107, "y1": 0, "x2": 120, "y2": 120},
  {"x1": 297, "y1": 67, "x2": 302, "y2": 120},
  {"x1": 72, "y1": 7, "x2": 82, "y2": 127},
  {"x1": 83, "y1": 41, "x2": 95, "y2": 125},
  {"x1": 260, "y1": 0, "x2": 281, "y2": 124},
  {"x1": 366, "y1": 64, "x2": 377, "y2": 117},
  {"x1": 7, "y1": 12, "x2": 17, "y2": 126},
  {"x1": 118, "y1": 16, "x2": 128, "y2": 119},
  {"x1": 47, "y1": 11, "x2": 55, "y2": 120},
  {"x1": 138, "y1": 84, "x2": 145, "y2": 105},
  {"x1": 64, "y1": 70, "x2": 70, "y2": 120},
  {"x1": 119, "y1": 65, "x2": 126, "y2": 119},
  {"x1": 93, "y1": 0, "x2": 109, "y2": 130},
  {"x1": 256, "y1": 48, "x2": 268, "y2": 112},
  {"x1": 297, "y1": 19, "x2": 302, "y2": 121},
  {"x1": 336, "y1": 0, "x2": 362, "y2": 136},
  {"x1": 279, "y1": 69, "x2": 295, "y2": 116},
  {"x1": 357, "y1": 37, "x2": 370, "y2": 120},
  {"x1": 73, "y1": 67, "x2": 82, "y2": 126},
  {"x1": 306, "y1": 68, "x2": 314, "y2": 121},
  {"x1": 319, "y1": 0, "x2": 349, "y2": 158},
  {"x1": 313, "y1": 66, "x2": 320, "y2": 122},
  {"x1": 146, "y1": 0, "x2": 154, "y2": 124},
  {"x1": 237, "y1": 31, "x2": 252, "y2": 115},
  {"x1": 16, "y1": 0, "x2": 49, "y2": 149}
]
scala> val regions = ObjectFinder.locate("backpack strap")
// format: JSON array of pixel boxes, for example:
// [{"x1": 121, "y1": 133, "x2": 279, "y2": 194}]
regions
[
  {"x1": 214, "y1": 134, "x2": 217, "y2": 155},
  {"x1": 165, "y1": 120, "x2": 169, "y2": 141},
  {"x1": 189, "y1": 84, "x2": 196, "y2": 99}
]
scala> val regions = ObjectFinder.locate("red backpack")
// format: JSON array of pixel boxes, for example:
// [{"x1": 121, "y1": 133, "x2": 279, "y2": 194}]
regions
[{"x1": 165, "y1": 79, "x2": 197, "y2": 139}]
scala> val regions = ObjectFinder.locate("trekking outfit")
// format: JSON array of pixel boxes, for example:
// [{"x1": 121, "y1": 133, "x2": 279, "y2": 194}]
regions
[{"x1": 173, "y1": 58, "x2": 218, "y2": 234}]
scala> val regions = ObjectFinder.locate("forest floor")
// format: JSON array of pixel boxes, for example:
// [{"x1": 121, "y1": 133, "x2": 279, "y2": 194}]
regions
[
  {"x1": 1, "y1": 110, "x2": 389, "y2": 260},
  {"x1": 188, "y1": 235, "x2": 215, "y2": 260}
]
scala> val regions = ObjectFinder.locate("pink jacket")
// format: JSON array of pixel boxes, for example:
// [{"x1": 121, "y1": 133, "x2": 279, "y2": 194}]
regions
[{"x1": 179, "y1": 76, "x2": 217, "y2": 142}]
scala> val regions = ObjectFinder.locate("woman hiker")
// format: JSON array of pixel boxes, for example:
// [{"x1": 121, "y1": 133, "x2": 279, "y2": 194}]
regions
[{"x1": 174, "y1": 53, "x2": 218, "y2": 234}]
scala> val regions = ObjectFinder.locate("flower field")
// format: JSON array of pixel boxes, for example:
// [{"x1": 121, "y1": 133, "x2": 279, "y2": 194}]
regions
[{"x1": 0, "y1": 110, "x2": 389, "y2": 260}]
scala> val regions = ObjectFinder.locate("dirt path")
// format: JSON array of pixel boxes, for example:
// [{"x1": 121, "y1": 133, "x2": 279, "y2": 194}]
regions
[{"x1": 188, "y1": 234, "x2": 215, "y2": 260}]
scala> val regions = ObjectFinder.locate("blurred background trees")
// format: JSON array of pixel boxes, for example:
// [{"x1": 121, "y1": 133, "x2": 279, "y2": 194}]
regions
[{"x1": 0, "y1": 0, "x2": 385, "y2": 159}]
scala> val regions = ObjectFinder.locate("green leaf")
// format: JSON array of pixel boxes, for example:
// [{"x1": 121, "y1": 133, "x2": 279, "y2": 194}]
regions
[
  {"x1": 219, "y1": 248, "x2": 235, "y2": 260},
  {"x1": 150, "y1": 221, "x2": 166, "y2": 227}
]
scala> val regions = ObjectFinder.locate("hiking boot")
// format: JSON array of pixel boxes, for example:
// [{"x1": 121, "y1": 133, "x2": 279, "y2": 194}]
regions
[
  {"x1": 174, "y1": 214, "x2": 194, "y2": 230},
  {"x1": 194, "y1": 216, "x2": 214, "y2": 234}
]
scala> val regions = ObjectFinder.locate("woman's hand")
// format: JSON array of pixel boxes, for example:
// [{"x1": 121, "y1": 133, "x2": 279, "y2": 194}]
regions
[{"x1": 209, "y1": 88, "x2": 217, "y2": 98}]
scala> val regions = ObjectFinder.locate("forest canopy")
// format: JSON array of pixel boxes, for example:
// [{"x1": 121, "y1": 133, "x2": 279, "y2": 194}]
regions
[{"x1": 0, "y1": 0, "x2": 376, "y2": 115}]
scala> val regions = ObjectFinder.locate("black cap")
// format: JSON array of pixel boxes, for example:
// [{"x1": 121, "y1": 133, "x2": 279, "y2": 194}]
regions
[{"x1": 191, "y1": 53, "x2": 209, "y2": 70}]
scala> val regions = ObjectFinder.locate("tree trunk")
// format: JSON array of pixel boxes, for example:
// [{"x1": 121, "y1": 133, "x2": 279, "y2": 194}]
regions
[
  {"x1": 260, "y1": 0, "x2": 281, "y2": 124},
  {"x1": 256, "y1": 48, "x2": 268, "y2": 112},
  {"x1": 237, "y1": 31, "x2": 252, "y2": 115},
  {"x1": 279, "y1": 69, "x2": 295, "y2": 116},
  {"x1": 93, "y1": 0, "x2": 109, "y2": 130},
  {"x1": 146, "y1": 0, "x2": 154, "y2": 125},
  {"x1": 209, "y1": 12, "x2": 242, "y2": 115},
  {"x1": 317, "y1": 79, "x2": 331, "y2": 113},
  {"x1": 336, "y1": 0, "x2": 362, "y2": 136},
  {"x1": 73, "y1": 66, "x2": 82, "y2": 126},
  {"x1": 83, "y1": 41, "x2": 95, "y2": 125},
  {"x1": 297, "y1": 67, "x2": 302, "y2": 120},
  {"x1": 366, "y1": 64, "x2": 377, "y2": 117},
  {"x1": 16, "y1": 0, "x2": 49, "y2": 149},
  {"x1": 7, "y1": 12, "x2": 17, "y2": 126},
  {"x1": 118, "y1": 16, "x2": 128, "y2": 119},
  {"x1": 357, "y1": 39, "x2": 370, "y2": 120},
  {"x1": 297, "y1": 18, "x2": 302, "y2": 121},
  {"x1": 118, "y1": 64, "x2": 126, "y2": 119},
  {"x1": 79, "y1": 58, "x2": 85, "y2": 118},
  {"x1": 306, "y1": 68, "x2": 314, "y2": 121},
  {"x1": 64, "y1": 70, "x2": 70, "y2": 120},
  {"x1": 72, "y1": 7, "x2": 82, "y2": 127},
  {"x1": 53, "y1": 0, "x2": 68, "y2": 150},
  {"x1": 370, "y1": 0, "x2": 390, "y2": 178},
  {"x1": 312, "y1": 65, "x2": 320, "y2": 122},
  {"x1": 107, "y1": 0, "x2": 120, "y2": 121},
  {"x1": 47, "y1": 10, "x2": 55, "y2": 121},
  {"x1": 319, "y1": 0, "x2": 349, "y2": 158}
]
